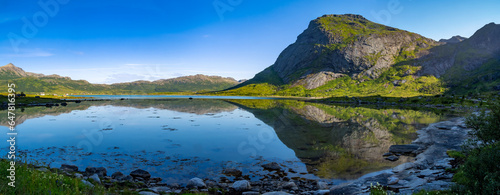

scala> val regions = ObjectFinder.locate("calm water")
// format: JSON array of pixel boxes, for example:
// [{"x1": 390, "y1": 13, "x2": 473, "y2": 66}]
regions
[
  {"x1": 0, "y1": 98, "x2": 454, "y2": 184},
  {"x1": 70, "y1": 95, "x2": 289, "y2": 100}
]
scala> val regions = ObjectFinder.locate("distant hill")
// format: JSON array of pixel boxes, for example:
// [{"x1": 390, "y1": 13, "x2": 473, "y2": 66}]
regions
[
  {"x1": 439, "y1": 35, "x2": 467, "y2": 44},
  {"x1": 223, "y1": 14, "x2": 500, "y2": 97},
  {"x1": 0, "y1": 64, "x2": 239, "y2": 94}
]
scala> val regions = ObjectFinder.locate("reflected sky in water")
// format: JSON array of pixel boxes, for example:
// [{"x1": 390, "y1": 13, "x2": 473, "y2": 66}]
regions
[{"x1": 0, "y1": 99, "x2": 455, "y2": 184}]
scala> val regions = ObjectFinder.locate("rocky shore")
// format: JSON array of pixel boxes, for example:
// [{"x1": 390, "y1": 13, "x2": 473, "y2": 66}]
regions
[
  {"x1": 329, "y1": 117, "x2": 470, "y2": 194},
  {"x1": 24, "y1": 116, "x2": 470, "y2": 195}
]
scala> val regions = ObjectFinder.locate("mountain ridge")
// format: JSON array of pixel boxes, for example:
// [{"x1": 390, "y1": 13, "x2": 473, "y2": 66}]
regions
[
  {"x1": 0, "y1": 64, "x2": 240, "y2": 94},
  {"x1": 227, "y1": 14, "x2": 500, "y2": 96}
]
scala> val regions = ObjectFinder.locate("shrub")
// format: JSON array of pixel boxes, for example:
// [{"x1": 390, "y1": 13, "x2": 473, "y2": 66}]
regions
[
  {"x1": 453, "y1": 143, "x2": 500, "y2": 194},
  {"x1": 454, "y1": 99, "x2": 500, "y2": 194}
]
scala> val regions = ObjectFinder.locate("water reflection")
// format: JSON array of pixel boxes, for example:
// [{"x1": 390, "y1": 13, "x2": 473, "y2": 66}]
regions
[{"x1": 0, "y1": 99, "x2": 450, "y2": 183}]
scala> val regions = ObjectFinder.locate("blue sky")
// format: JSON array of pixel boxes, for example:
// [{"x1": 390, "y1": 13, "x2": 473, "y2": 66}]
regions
[{"x1": 1, "y1": 0, "x2": 499, "y2": 84}]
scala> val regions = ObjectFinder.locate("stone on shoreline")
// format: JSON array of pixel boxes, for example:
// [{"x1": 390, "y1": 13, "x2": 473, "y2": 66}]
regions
[
  {"x1": 316, "y1": 181, "x2": 329, "y2": 190},
  {"x1": 89, "y1": 174, "x2": 101, "y2": 184},
  {"x1": 223, "y1": 168, "x2": 243, "y2": 176},
  {"x1": 232, "y1": 180, "x2": 252, "y2": 191},
  {"x1": 387, "y1": 176, "x2": 399, "y2": 185},
  {"x1": 282, "y1": 181, "x2": 298, "y2": 190},
  {"x1": 186, "y1": 177, "x2": 206, "y2": 188},
  {"x1": 85, "y1": 167, "x2": 107, "y2": 177},
  {"x1": 262, "y1": 162, "x2": 282, "y2": 171},
  {"x1": 112, "y1": 171, "x2": 124, "y2": 179},
  {"x1": 389, "y1": 144, "x2": 420, "y2": 155},
  {"x1": 392, "y1": 162, "x2": 415, "y2": 173},
  {"x1": 81, "y1": 179, "x2": 94, "y2": 188},
  {"x1": 130, "y1": 169, "x2": 151, "y2": 179},
  {"x1": 60, "y1": 164, "x2": 79, "y2": 172},
  {"x1": 385, "y1": 155, "x2": 399, "y2": 161}
]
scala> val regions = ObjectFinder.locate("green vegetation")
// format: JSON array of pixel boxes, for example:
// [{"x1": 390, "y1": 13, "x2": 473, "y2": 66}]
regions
[
  {"x1": 450, "y1": 100, "x2": 500, "y2": 194},
  {"x1": 217, "y1": 65, "x2": 447, "y2": 98},
  {"x1": 317, "y1": 14, "x2": 403, "y2": 45},
  {"x1": 444, "y1": 58, "x2": 500, "y2": 96},
  {"x1": 0, "y1": 159, "x2": 109, "y2": 194},
  {"x1": 0, "y1": 66, "x2": 239, "y2": 95}
]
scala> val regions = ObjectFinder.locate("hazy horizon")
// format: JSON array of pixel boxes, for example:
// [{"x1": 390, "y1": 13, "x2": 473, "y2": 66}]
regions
[{"x1": 1, "y1": 0, "x2": 499, "y2": 84}]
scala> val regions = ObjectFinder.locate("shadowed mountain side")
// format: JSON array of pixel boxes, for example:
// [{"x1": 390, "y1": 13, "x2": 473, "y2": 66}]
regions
[{"x1": 225, "y1": 99, "x2": 446, "y2": 179}]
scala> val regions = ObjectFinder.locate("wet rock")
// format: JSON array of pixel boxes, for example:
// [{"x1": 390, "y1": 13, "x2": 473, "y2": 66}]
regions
[
  {"x1": 89, "y1": 174, "x2": 101, "y2": 184},
  {"x1": 232, "y1": 180, "x2": 252, "y2": 191},
  {"x1": 316, "y1": 181, "x2": 329, "y2": 190},
  {"x1": 223, "y1": 168, "x2": 243, "y2": 176},
  {"x1": 60, "y1": 164, "x2": 79, "y2": 172},
  {"x1": 37, "y1": 167, "x2": 49, "y2": 172},
  {"x1": 387, "y1": 176, "x2": 399, "y2": 185},
  {"x1": 262, "y1": 162, "x2": 282, "y2": 171},
  {"x1": 85, "y1": 167, "x2": 107, "y2": 177},
  {"x1": 385, "y1": 155, "x2": 399, "y2": 161},
  {"x1": 130, "y1": 169, "x2": 151, "y2": 179},
  {"x1": 186, "y1": 177, "x2": 206, "y2": 188},
  {"x1": 389, "y1": 144, "x2": 420, "y2": 155}
]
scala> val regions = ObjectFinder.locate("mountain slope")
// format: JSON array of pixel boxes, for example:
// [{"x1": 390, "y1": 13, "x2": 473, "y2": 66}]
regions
[
  {"x1": 227, "y1": 14, "x2": 500, "y2": 97},
  {"x1": 0, "y1": 64, "x2": 239, "y2": 94},
  {"x1": 111, "y1": 74, "x2": 239, "y2": 93},
  {"x1": 239, "y1": 14, "x2": 439, "y2": 90},
  {"x1": 417, "y1": 22, "x2": 500, "y2": 94}
]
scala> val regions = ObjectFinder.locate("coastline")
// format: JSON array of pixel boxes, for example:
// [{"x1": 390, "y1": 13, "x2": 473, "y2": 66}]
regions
[{"x1": 329, "y1": 117, "x2": 471, "y2": 194}]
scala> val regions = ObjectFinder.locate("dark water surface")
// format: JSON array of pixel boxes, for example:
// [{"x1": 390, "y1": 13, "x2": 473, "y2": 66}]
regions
[{"x1": 0, "y1": 98, "x2": 455, "y2": 184}]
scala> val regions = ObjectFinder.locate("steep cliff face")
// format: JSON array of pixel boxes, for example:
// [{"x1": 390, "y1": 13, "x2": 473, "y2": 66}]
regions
[{"x1": 249, "y1": 14, "x2": 438, "y2": 89}]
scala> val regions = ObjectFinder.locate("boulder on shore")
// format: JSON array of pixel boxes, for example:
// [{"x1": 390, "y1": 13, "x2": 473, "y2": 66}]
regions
[{"x1": 130, "y1": 169, "x2": 151, "y2": 179}]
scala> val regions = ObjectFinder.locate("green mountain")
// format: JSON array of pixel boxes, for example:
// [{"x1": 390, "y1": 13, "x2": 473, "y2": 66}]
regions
[
  {"x1": 0, "y1": 64, "x2": 239, "y2": 94},
  {"x1": 225, "y1": 14, "x2": 500, "y2": 97}
]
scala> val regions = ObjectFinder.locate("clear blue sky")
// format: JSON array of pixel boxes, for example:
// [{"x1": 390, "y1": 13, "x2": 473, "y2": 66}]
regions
[{"x1": 1, "y1": 0, "x2": 499, "y2": 84}]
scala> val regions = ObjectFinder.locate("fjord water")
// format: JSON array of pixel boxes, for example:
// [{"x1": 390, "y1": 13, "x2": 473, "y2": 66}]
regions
[{"x1": 0, "y1": 98, "x2": 453, "y2": 184}]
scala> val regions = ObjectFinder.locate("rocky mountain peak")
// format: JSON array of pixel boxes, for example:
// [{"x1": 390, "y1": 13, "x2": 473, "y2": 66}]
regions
[
  {"x1": 256, "y1": 14, "x2": 438, "y2": 89},
  {"x1": 0, "y1": 63, "x2": 28, "y2": 77},
  {"x1": 439, "y1": 35, "x2": 467, "y2": 44}
]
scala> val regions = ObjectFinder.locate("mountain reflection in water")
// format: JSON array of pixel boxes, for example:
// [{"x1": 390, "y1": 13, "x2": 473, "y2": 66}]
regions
[{"x1": 0, "y1": 99, "x2": 451, "y2": 183}]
